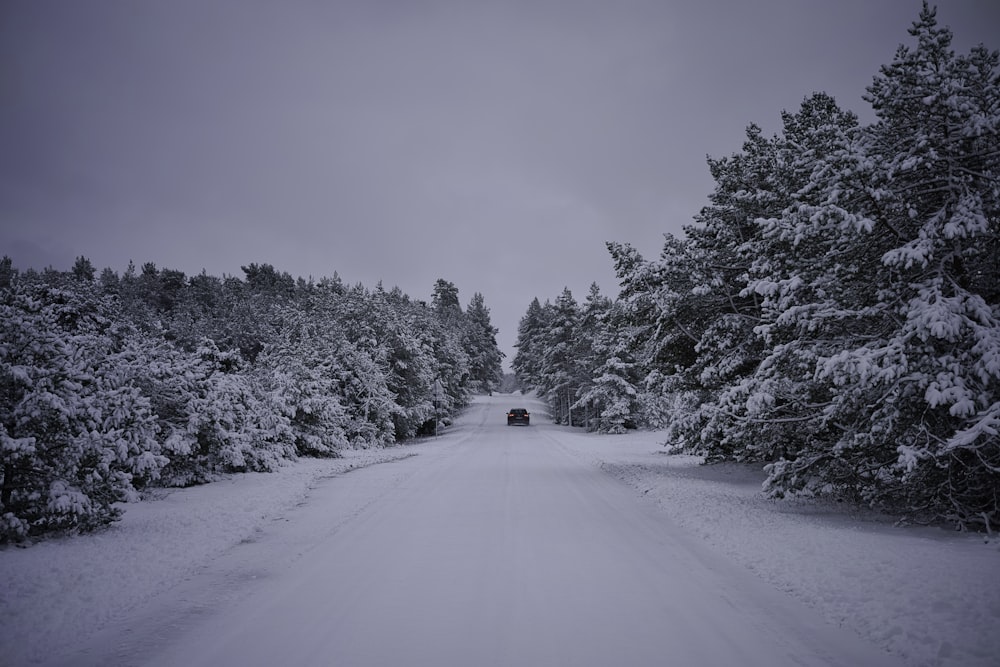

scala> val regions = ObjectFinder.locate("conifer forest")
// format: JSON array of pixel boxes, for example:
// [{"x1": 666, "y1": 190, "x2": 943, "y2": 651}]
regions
[
  {"x1": 513, "y1": 7, "x2": 999, "y2": 531},
  {"x1": 0, "y1": 260, "x2": 503, "y2": 541}
]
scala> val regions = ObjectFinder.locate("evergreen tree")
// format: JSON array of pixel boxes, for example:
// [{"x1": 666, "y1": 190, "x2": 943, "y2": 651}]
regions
[
  {"x1": 606, "y1": 238, "x2": 700, "y2": 431},
  {"x1": 71, "y1": 256, "x2": 96, "y2": 283},
  {"x1": 538, "y1": 288, "x2": 585, "y2": 424},
  {"x1": 685, "y1": 94, "x2": 862, "y2": 462},
  {"x1": 464, "y1": 292, "x2": 504, "y2": 394},
  {"x1": 1, "y1": 277, "x2": 165, "y2": 540},
  {"x1": 512, "y1": 297, "x2": 550, "y2": 390},
  {"x1": 256, "y1": 304, "x2": 349, "y2": 458},
  {"x1": 0, "y1": 256, "x2": 16, "y2": 289},
  {"x1": 572, "y1": 285, "x2": 640, "y2": 432},
  {"x1": 189, "y1": 339, "x2": 297, "y2": 471},
  {"x1": 370, "y1": 287, "x2": 437, "y2": 440},
  {"x1": 761, "y1": 5, "x2": 1000, "y2": 527},
  {"x1": 431, "y1": 279, "x2": 462, "y2": 320}
]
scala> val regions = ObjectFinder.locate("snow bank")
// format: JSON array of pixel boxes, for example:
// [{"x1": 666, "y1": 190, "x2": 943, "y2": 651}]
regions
[
  {"x1": 0, "y1": 447, "x2": 415, "y2": 665},
  {"x1": 555, "y1": 428, "x2": 1000, "y2": 667}
]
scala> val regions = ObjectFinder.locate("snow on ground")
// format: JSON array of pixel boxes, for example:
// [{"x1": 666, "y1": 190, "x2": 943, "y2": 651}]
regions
[
  {"x1": 550, "y1": 425, "x2": 1000, "y2": 667},
  {"x1": 0, "y1": 447, "x2": 416, "y2": 665},
  {"x1": 2, "y1": 395, "x2": 998, "y2": 667}
]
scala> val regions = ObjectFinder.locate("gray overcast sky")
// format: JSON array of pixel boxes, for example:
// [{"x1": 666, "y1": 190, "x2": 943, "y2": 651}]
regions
[{"x1": 1, "y1": 1, "x2": 997, "y2": 366}]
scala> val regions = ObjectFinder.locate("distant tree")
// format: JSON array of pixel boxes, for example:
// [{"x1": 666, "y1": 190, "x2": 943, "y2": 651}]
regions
[
  {"x1": 242, "y1": 263, "x2": 295, "y2": 296},
  {"x1": 538, "y1": 288, "x2": 585, "y2": 424},
  {"x1": 498, "y1": 372, "x2": 521, "y2": 394},
  {"x1": 98, "y1": 267, "x2": 119, "y2": 295},
  {"x1": 464, "y1": 292, "x2": 504, "y2": 394},
  {"x1": 0, "y1": 256, "x2": 16, "y2": 289},
  {"x1": 571, "y1": 284, "x2": 640, "y2": 432},
  {"x1": 368, "y1": 287, "x2": 437, "y2": 440},
  {"x1": 71, "y1": 256, "x2": 96, "y2": 282},
  {"x1": 431, "y1": 278, "x2": 462, "y2": 320},
  {"x1": 158, "y1": 268, "x2": 187, "y2": 312},
  {"x1": 512, "y1": 297, "x2": 550, "y2": 390}
]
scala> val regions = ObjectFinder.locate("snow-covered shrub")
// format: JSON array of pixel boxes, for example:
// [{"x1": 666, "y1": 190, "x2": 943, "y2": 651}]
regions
[
  {"x1": 119, "y1": 338, "x2": 209, "y2": 486},
  {"x1": 256, "y1": 312, "x2": 350, "y2": 457},
  {"x1": 174, "y1": 340, "x2": 297, "y2": 479},
  {"x1": 335, "y1": 342, "x2": 398, "y2": 448},
  {"x1": 0, "y1": 280, "x2": 164, "y2": 541}
]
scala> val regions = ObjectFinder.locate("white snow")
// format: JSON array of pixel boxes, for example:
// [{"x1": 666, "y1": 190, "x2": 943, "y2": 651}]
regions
[
  {"x1": 560, "y1": 433, "x2": 1000, "y2": 667},
  {"x1": 1, "y1": 395, "x2": 997, "y2": 667},
  {"x1": 0, "y1": 448, "x2": 418, "y2": 665}
]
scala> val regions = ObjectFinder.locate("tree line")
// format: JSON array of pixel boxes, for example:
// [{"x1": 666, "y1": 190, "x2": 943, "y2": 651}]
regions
[
  {"x1": 0, "y1": 259, "x2": 503, "y2": 542},
  {"x1": 513, "y1": 6, "x2": 999, "y2": 530}
]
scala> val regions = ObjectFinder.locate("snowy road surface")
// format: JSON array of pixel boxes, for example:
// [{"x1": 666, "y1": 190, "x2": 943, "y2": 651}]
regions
[{"x1": 44, "y1": 396, "x2": 902, "y2": 667}]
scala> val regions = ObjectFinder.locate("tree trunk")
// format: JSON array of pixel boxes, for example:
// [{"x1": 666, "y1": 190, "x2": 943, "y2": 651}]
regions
[{"x1": 1, "y1": 463, "x2": 13, "y2": 509}]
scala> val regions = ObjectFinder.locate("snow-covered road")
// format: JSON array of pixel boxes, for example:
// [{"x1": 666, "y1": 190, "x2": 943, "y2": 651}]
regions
[{"x1": 45, "y1": 395, "x2": 902, "y2": 666}]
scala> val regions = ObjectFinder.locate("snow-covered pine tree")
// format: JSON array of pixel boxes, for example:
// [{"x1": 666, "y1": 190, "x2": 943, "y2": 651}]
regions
[
  {"x1": 760, "y1": 5, "x2": 999, "y2": 528},
  {"x1": 512, "y1": 297, "x2": 550, "y2": 391},
  {"x1": 606, "y1": 236, "x2": 706, "y2": 435},
  {"x1": 370, "y1": 286, "x2": 437, "y2": 440},
  {"x1": 3, "y1": 250, "x2": 504, "y2": 539},
  {"x1": 1, "y1": 277, "x2": 164, "y2": 540},
  {"x1": 425, "y1": 280, "x2": 473, "y2": 413},
  {"x1": 573, "y1": 290, "x2": 641, "y2": 433},
  {"x1": 184, "y1": 339, "x2": 297, "y2": 473},
  {"x1": 328, "y1": 284, "x2": 402, "y2": 447},
  {"x1": 463, "y1": 292, "x2": 504, "y2": 395},
  {"x1": 569, "y1": 284, "x2": 610, "y2": 429},
  {"x1": 678, "y1": 94, "x2": 860, "y2": 466},
  {"x1": 431, "y1": 278, "x2": 462, "y2": 322},
  {"x1": 537, "y1": 288, "x2": 587, "y2": 425},
  {"x1": 256, "y1": 302, "x2": 350, "y2": 457}
]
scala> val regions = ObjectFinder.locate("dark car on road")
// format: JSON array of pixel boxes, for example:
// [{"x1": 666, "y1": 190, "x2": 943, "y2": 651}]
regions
[{"x1": 507, "y1": 408, "x2": 530, "y2": 426}]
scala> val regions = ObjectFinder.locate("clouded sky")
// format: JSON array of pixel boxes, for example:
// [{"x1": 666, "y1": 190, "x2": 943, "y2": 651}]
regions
[{"x1": 2, "y1": 0, "x2": 997, "y2": 365}]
